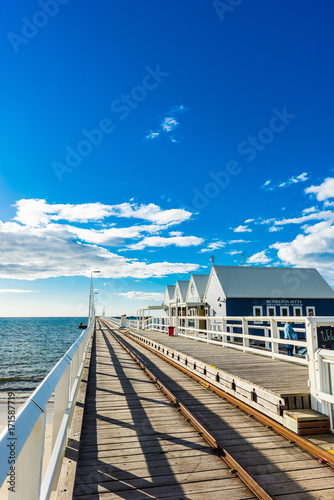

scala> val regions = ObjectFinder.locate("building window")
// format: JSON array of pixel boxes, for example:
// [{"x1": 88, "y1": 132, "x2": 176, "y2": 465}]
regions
[
  {"x1": 280, "y1": 306, "x2": 289, "y2": 316},
  {"x1": 267, "y1": 306, "x2": 276, "y2": 316},
  {"x1": 253, "y1": 306, "x2": 263, "y2": 317},
  {"x1": 293, "y1": 306, "x2": 302, "y2": 317},
  {"x1": 306, "y1": 306, "x2": 316, "y2": 316}
]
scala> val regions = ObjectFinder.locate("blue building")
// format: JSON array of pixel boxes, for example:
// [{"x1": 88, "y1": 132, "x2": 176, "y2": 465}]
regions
[{"x1": 204, "y1": 265, "x2": 334, "y2": 317}]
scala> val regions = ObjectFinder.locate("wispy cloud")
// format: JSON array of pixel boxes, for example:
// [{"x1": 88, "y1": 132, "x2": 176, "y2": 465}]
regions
[
  {"x1": 161, "y1": 117, "x2": 178, "y2": 132},
  {"x1": 233, "y1": 225, "x2": 252, "y2": 233},
  {"x1": 199, "y1": 241, "x2": 225, "y2": 253},
  {"x1": 262, "y1": 172, "x2": 308, "y2": 191},
  {"x1": 144, "y1": 105, "x2": 188, "y2": 143},
  {"x1": 279, "y1": 172, "x2": 308, "y2": 188},
  {"x1": 14, "y1": 199, "x2": 192, "y2": 227},
  {"x1": 0, "y1": 289, "x2": 38, "y2": 293},
  {"x1": 115, "y1": 291, "x2": 164, "y2": 301},
  {"x1": 302, "y1": 206, "x2": 318, "y2": 214},
  {"x1": 228, "y1": 239, "x2": 251, "y2": 244},
  {"x1": 144, "y1": 131, "x2": 160, "y2": 140},
  {"x1": 125, "y1": 235, "x2": 204, "y2": 251}
]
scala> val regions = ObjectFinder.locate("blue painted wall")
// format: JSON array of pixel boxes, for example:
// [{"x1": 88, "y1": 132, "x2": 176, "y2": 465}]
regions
[{"x1": 226, "y1": 298, "x2": 334, "y2": 317}]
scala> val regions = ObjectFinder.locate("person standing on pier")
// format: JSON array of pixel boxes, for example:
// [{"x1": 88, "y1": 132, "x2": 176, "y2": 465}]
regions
[{"x1": 284, "y1": 321, "x2": 295, "y2": 356}]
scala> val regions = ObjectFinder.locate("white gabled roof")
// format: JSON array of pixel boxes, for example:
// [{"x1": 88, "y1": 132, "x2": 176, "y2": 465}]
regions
[
  {"x1": 174, "y1": 281, "x2": 190, "y2": 303},
  {"x1": 186, "y1": 274, "x2": 210, "y2": 302},
  {"x1": 163, "y1": 285, "x2": 175, "y2": 305},
  {"x1": 210, "y1": 265, "x2": 334, "y2": 299}
]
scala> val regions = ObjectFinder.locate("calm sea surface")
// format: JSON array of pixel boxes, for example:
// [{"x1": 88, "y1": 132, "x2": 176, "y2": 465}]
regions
[{"x1": 0, "y1": 317, "x2": 86, "y2": 399}]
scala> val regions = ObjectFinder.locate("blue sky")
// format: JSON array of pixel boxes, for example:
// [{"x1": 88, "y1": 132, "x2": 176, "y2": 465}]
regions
[{"x1": 1, "y1": 0, "x2": 334, "y2": 316}]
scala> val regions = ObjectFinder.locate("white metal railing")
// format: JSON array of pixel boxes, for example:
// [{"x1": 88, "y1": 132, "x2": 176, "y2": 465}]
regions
[
  {"x1": 106, "y1": 314, "x2": 313, "y2": 364},
  {"x1": 110, "y1": 314, "x2": 314, "y2": 365},
  {"x1": 0, "y1": 321, "x2": 94, "y2": 500}
]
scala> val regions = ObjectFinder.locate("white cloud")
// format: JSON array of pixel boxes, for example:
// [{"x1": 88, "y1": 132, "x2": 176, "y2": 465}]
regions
[
  {"x1": 275, "y1": 210, "x2": 334, "y2": 226},
  {"x1": 126, "y1": 235, "x2": 204, "y2": 251},
  {"x1": 170, "y1": 135, "x2": 182, "y2": 144},
  {"x1": 144, "y1": 130, "x2": 160, "y2": 140},
  {"x1": 115, "y1": 291, "x2": 164, "y2": 301},
  {"x1": 261, "y1": 180, "x2": 272, "y2": 189},
  {"x1": 169, "y1": 231, "x2": 183, "y2": 236},
  {"x1": 247, "y1": 250, "x2": 271, "y2": 264},
  {"x1": 226, "y1": 250, "x2": 242, "y2": 256},
  {"x1": 270, "y1": 220, "x2": 334, "y2": 283},
  {"x1": 170, "y1": 105, "x2": 188, "y2": 114},
  {"x1": 0, "y1": 220, "x2": 200, "y2": 280},
  {"x1": 244, "y1": 219, "x2": 254, "y2": 223},
  {"x1": 144, "y1": 105, "x2": 188, "y2": 142},
  {"x1": 262, "y1": 172, "x2": 308, "y2": 191},
  {"x1": 14, "y1": 199, "x2": 192, "y2": 227},
  {"x1": 269, "y1": 226, "x2": 283, "y2": 232},
  {"x1": 0, "y1": 289, "x2": 38, "y2": 293},
  {"x1": 0, "y1": 200, "x2": 201, "y2": 281},
  {"x1": 233, "y1": 225, "x2": 252, "y2": 233},
  {"x1": 161, "y1": 117, "x2": 178, "y2": 132},
  {"x1": 66, "y1": 224, "x2": 161, "y2": 246},
  {"x1": 228, "y1": 239, "x2": 251, "y2": 244},
  {"x1": 260, "y1": 218, "x2": 276, "y2": 225},
  {"x1": 302, "y1": 206, "x2": 318, "y2": 214},
  {"x1": 200, "y1": 241, "x2": 225, "y2": 253},
  {"x1": 305, "y1": 177, "x2": 334, "y2": 201}
]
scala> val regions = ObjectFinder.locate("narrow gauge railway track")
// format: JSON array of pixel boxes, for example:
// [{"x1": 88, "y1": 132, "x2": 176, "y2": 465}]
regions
[
  {"x1": 100, "y1": 319, "x2": 334, "y2": 499},
  {"x1": 75, "y1": 319, "x2": 258, "y2": 499}
]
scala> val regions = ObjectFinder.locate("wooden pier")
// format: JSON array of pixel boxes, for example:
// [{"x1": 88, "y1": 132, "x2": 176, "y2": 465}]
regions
[
  {"x1": 56, "y1": 320, "x2": 334, "y2": 499},
  {"x1": 124, "y1": 326, "x2": 311, "y2": 421}
]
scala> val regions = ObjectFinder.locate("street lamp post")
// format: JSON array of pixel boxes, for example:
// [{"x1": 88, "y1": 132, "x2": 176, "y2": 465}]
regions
[{"x1": 89, "y1": 270, "x2": 100, "y2": 323}]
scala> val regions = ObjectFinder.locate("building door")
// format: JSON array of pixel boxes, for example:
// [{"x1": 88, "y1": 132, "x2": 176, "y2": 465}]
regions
[{"x1": 198, "y1": 308, "x2": 207, "y2": 333}]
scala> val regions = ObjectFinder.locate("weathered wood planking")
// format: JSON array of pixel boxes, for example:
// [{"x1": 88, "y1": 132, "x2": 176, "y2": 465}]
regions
[
  {"x1": 107, "y1": 324, "x2": 334, "y2": 498},
  {"x1": 123, "y1": 326, "x2": 310, "y2": 417},
  {"x1": 71, "y1": 323, "x2": 255, "y2": 499}
]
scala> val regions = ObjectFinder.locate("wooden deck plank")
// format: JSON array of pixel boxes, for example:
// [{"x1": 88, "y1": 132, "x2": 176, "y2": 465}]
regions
[
  {"x1": 106, "y1": 325, "x2": 334, "y2": 496},
  {"x1": 72, "y1": 325, "x2": 252, "y2": 499},
  {"x1": 129, "y1": 328, "x2": 309, "y2": 395},
  {"x1": 68, "y1": 321, "x2": 334, "y2": 499}
]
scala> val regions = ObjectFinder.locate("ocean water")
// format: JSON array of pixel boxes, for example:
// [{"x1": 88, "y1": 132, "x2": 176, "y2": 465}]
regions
[{"x1": 0, "y1": 317, "x2": 87, "y2": 400}]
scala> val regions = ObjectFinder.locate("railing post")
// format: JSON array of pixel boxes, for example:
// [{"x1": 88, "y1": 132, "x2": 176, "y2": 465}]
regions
[
  {"x1": 221, "y1": 318, "x2": 227, "y2": 347},
  {"x1": 306, "y1": 318, "x2": 319, "y2": 410},
  {"x1": 271, "y1": 318, "x2": 279, "y2": 358},
  {"x1": 242, "y1": 318, "x2": 249, "y2": 352},
  {"x1": 195, "y1": 320, "x2": 199, "y2": 339},
  {"x1": 9, "y1": 412, "x2": 46, "y2": 500},
  {"x1": 52, "y1": 365, "x2": 70, "y2": 449},
  {"x1": 207, "y1": 318, "x2": 212, "y2": 342},
  {"x1": 264, "y1": 322, "x2": 270, "y2": 349}
]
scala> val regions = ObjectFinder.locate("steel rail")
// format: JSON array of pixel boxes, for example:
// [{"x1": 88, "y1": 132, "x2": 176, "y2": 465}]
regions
[
  {"x1": 99, "y1": 319, "x2": 275, "y2": 500},
  {"x1": 102, "y1": 319, "x2": 334, "y2": 469}
]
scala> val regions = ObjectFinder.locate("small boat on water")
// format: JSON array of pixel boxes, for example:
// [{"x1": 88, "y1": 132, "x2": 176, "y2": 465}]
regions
[{"x1": 78, "y1": 322, "x2": 88, "y2": 329}]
